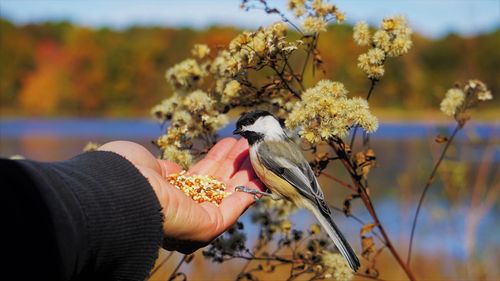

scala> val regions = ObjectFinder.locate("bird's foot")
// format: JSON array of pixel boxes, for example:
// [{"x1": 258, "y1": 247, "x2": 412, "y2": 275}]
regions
[{"x1": 235, "y1": 186, "x2": 274, "y2": 201}]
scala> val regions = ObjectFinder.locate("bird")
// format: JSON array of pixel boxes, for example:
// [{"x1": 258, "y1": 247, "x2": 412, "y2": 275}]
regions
[{"x1": 233, "y1": 110, "x2": 360, "y2": 271}]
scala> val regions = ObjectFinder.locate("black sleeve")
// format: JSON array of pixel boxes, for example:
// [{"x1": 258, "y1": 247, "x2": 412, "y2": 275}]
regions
[{"x1": 2, "y1": 151, "x2": 164, "y2": 281}]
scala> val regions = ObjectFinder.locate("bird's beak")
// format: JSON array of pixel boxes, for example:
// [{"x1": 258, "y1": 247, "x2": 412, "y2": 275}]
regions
[{"x1": 233, "y1": 128, "x2": 242, "y2": 135}]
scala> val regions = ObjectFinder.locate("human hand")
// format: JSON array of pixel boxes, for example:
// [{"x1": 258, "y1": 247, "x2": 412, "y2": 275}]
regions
[{"x1": 98, "y1": 138, "x2": 263, "y2": 253}]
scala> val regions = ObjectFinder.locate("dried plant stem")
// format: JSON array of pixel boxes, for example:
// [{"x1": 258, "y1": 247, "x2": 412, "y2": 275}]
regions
[
  {"x1": 330, "y1": 140, "x2": 416, "y2": 281},
  {"x1": 270, "y1": 63, "x2": 301, "y2": 99},
  {"x1": 284, "y1": 58, "x2": 306, "y2": 91},
  {"x1": 151, "y1": 251, "x2": 174, "y2": 275},
  {"x1": 168, "y1": 254, "x2": 187, "y2": 281},
  {"x1": 407, "y1": 124, "x2": 461, "y2": 265},
  {"x1": 322, "y1": 172, "x2": 357, "y2": 192},
  {"x1": 300, "y1": 34, "x2": 318, "y2": 78}
]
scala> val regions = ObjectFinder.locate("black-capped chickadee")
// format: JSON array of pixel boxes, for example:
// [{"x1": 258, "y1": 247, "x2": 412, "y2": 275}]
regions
[{"x1": 233, "y1": 110, "x2": 360, "y2": 271}]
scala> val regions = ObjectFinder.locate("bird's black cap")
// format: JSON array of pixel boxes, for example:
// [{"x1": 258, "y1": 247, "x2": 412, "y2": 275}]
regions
[{"x1": 233, "y1": 110, "x2": 273, "y2": 134}]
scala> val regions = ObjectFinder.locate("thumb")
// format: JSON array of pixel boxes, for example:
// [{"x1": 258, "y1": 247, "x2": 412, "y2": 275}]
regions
[{"x1": 157, "y1": 160, "x2": 183, "y2": 177}]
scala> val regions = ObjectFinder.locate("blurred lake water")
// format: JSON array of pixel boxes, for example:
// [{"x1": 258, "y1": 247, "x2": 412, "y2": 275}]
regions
[{"x1": 1, "y1": 118, "x2": 498, "y2": 279}]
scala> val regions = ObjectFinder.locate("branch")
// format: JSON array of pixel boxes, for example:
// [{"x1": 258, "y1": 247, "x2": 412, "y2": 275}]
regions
[
  {"x1": 329, "y1": 140, "x2": 416, "y2": 281},
  {"x1": 322, "y1": 172, "x2": 357, "y2": 192},
  {"x1": 407, "y1": 124, "x2": 461, "y2": 265},
  {"x1": 168, "y1": 254, "x2": 187, "y2": 281},
  {"x1": 150, "y1": 251, "x2": 174, "y2": 275}
]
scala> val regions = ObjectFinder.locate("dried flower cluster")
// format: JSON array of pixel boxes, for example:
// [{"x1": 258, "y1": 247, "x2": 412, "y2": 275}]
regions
[
  {"x1": 440, "y1": 79, "x2": 493, "y2": 125},
  {"x1": 166, "y1": 170, "x2": 230, "y2": 206},
  {"x1": 287, "y1": 0, "x2": 345, "y2": 33},
  {"x1": 152, "y1": 90, "x2": 228, "y2": 168},
  {"x1": 165, "y1": 58, "x2": 206, "y2": 91},
  {"x1": 191, "y1": 44, "x2": 211, "y2": 59},
  {"x1": 148, "y1": 2, "x2": 478, "y2": 281},
  {"x1": 322, "y1": 251, "x2": 354, "y2": 280},
  {"x1": 286, "y1": 80, "x2": 378, "y2": 144},
  {"x1": 82, "y1": 141, "x2": 100, "y2": 152},
  {"x1": 354, "y1": 16, "x2": 413, "y2": 79},
  {"x1": 202, "y1": 196, "x2": 355, "y2": 280}
]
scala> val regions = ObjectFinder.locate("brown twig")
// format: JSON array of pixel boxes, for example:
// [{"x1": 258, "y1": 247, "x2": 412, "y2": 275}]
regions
[
  {"x1": 151, "y1": 251, "x2": 175, "y2": 275},
  {"x1": 300, "y1": 34, "x2": 318, "y2": 78},
  {"x1": 407, "y1": 123, "x2": 462, "y2": 265},
  {"x1": 168, "y1": 254, "x2": 187, "y2": 281},
  {"x1": 322, "y1": 172, "x2": 357, "y2": 192},
  {"x1": 329, "y1": 139, "x2": 416, "y2": 281}
]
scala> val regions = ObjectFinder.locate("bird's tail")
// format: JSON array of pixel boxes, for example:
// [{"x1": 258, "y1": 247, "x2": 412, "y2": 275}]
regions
[{"x1": 309, "y1": 205, "x2": 360, "y2": 271}]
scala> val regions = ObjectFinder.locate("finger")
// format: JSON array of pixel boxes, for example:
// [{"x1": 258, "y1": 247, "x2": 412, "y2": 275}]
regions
[
  {"x1": 189, "y1": 138, "x2": 237, "y2": 175},
  {"x1": 157, "y1": 160, "x2": 183, "y2": 177},
  {"x1": 213, "y1": 138, "x2": 249, "y2": 181}
]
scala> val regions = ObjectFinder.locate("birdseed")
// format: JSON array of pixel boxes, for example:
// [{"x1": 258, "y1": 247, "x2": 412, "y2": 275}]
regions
[{"x1": 166, "y1": 170, "x2": 230, "y2": 206}]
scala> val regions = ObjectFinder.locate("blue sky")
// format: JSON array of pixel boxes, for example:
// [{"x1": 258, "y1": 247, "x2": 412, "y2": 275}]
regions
[{"x1": 0, "y1": 0, "x2": 498, "y2": 38}]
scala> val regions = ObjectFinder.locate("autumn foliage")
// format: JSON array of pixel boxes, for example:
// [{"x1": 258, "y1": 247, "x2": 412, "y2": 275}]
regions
[{"x1": 0, "y1": 17, "x2": 498, "y2": 116}]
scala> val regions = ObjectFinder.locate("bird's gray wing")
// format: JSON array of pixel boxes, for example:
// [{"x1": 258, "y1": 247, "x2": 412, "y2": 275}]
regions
[{"x1": 257, "y1": 140, "x2": 332, "y2": 216}]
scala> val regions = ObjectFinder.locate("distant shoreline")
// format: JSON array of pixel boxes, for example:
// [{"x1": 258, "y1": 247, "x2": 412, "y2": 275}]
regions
[{"x1": 1, "y1": 108, "x2": 497, "y2": 123}]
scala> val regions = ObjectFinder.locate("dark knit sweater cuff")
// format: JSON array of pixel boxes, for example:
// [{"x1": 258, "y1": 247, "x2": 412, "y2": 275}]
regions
[{"x1": 19, "y1": 151, "x2": 163, "y2": 280}]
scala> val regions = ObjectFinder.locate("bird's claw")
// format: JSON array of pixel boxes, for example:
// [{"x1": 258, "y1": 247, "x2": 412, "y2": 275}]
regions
[{"x1": 235, "y1": 186, "x2": 273, "y2": 201}]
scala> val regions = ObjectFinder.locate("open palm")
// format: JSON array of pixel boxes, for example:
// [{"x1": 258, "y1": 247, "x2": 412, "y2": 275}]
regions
[{"x1": 99, "y1": 138, "x2": 262, "y2": 253}]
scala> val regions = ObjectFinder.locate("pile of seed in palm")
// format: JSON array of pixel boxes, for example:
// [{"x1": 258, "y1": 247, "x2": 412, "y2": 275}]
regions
[{"x1": 166, "y1": 170, "x2": 230, "y2": 206}]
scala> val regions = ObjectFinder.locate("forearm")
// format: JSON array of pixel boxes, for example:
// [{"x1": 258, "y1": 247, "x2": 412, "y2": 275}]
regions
[{"x1": 2, "y1": 151, "x2": 163, "y2": 280}]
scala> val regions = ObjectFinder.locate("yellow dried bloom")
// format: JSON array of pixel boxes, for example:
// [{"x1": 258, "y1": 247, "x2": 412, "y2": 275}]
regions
[
  {"x1": 151, "y1": 94, "x2": 179, "y2": 121},
  {"x1": 229, "y1": 32, "x2": 252, "y2": 52},
  {"x1": 382, "y1": 15, "x2": 407, "y2": 32},
  {"x1": 315, "y1": 79, "x2": 348, "y2": 98},
  {"x1": 211, "y1": 50, "x2": 241, "y2": 77},
  {"x1": 440, "y1": 88, "x2": 465, "y2": 116},
  {"x1": 165, "y1": 59, "x2": 206, "y2": 90},
  {"x1": 477, "y1": 90, "x2": 493, "y2": 101},
  {"x1": 357, "y1": 53, "x2": 385, "y2": 79},
  {"x1": 286, "y1": 80, "x2": 378, "y2": 143},
  {"x1": 335, "y1": 11, "x2": 345, "y2": 23},
  {"x1": 372, "y1": 30, "x2": 391, "y2": 52},
  {"x1": 310, "y1": 223, "x2": 321, "y2": 234},
  {"x1": 368, "y1": 64, "x2": 385, "y2": 79},
  {"x1": 379, "y1": 15, "x2": 413, "y2": 57},
  {"x1": 249, "y1": 31, "x2": 267, "y2": 54},
  {"x1": 162, "y1": 146, "x2": 193, "y2": 170},
  {"x1": 183, "y1": 90, "x2": 214, "y2": 112},
  {"x1": 302, "y1": 16, "x2": 327, "y2": 33},
  {"x1": 367, "y1": 48, "x2": 385, "y2": 64},
  {"x1": 465, "y1": 79, "x2": 493, "y2": 101},
  {"x1": 312, "y1": 0, "x2": 334, "y2": 17},
  {"x1": 280, "y1": 220, "x2": 292, "y2": 232},
  {"x1": 288, "y1": 0, "x2": 306, "y2": 17},
  {"x1": 322, "y1": 251, "x2": 354, "y2": 281},
  {"x1": 356, "y1": 16, "x2": 411, "y2": 79},
  {"x1": 171, "y1": 110, "x2": 193, "y2": 126},
  {"x1": 222, "y1": 80, "x2": 241, "y2": 103},
  {"x1": 353, "y1": 21, "x2": 371, "y2": 46},
  {"x1": 83, "y1": 142, "x2": 100, "y2": 152},
  {"x1": 271, "y1": 22, "x2": 288, "y2": 37},
  {"x1": 388, "y1": 35, "x2": 413, "y2": 57},
  {"x1": 191, "y1": 44, "x2": 210, "y2": 59},
  {"x1": 202, "y1": 113, "x2": 229, "y2": 132}
]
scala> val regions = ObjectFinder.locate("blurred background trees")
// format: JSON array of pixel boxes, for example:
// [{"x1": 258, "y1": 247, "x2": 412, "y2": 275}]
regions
[{"x1": 0, "y1": 17, "x2": 498, "y2": 117}]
